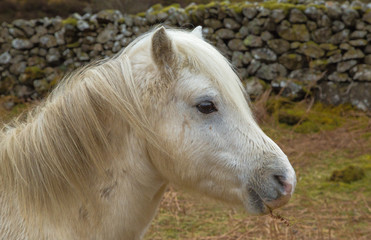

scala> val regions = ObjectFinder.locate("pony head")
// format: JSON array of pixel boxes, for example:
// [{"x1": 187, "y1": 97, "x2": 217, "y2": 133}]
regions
[{"x1": 123, "y1": 26, "x2": 296, "y2": 215}]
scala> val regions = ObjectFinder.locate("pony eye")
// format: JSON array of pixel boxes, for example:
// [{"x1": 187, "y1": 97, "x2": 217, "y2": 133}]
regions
[{"x1": 196, "y1": 101, "x2": 217, "y2": 114}]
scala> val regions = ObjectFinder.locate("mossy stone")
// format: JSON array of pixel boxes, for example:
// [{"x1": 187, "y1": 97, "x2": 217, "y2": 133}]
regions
[
  {"x1": 330, "y1": 165, "x2": 365, "y2": 183},
  {"x1": 62, "y1": 17, "x2": 78, "y2": 26},
  {"x1": 24, "y1": 66, "x2": 44, "y2": 79}
]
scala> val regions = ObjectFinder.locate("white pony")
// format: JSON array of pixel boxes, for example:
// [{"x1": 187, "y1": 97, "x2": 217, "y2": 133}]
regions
[{"x1": 0, "y1": 27, "x2": 296, "y2": 240}]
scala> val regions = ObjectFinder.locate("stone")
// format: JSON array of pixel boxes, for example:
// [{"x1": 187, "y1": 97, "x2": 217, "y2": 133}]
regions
[
  {"x1": 112, "y1": 41, "x2": 121, "y2": 53},
  {"x1": 277, "y1": 22, "x2": 310, "y2": 42},
  {"x1": 309, "y1": 59, "x2": 329, "y2": 70},
  {"x1": 279, "y1": 53, "x2": 304, "y2": 70},
  {"x1": 238, "y1": 26, "x2": 249, "y2": 38},
  {"x1": 27, "y1": 56, "x2": 46, "y2": 67},
  {"x1": 366, "y1": 45, "x2": 371, "y2": 54},
  {"x1": 14, "y1": 85, "x2": 32, "y2": 98},
  {"x1": 251, "y1": 48, "x2": 277, "y2": 62},
  {"x1": 77, "y1": 51, "x2": 89, "y2": 61},
  {"x1": 247, "y1": 59, "x2": 261, "y2": 75},
  {"x1": 46, "y1": 48, "x2": 61, "y2": 65},
  {"x1": 340, "y1": 43, "x2": 351, "y2": 50},
  {"x1": 304, "y1": 6, "x2": 322, "y2": 20},
  {"x1": 328, "y1": 53, "x2": 342, "y2": 63},
  {"x1": 299, "y1": 42, "x2": 325, "y2": 59},
  {"x1": 267, "y1": 39, "x2": 290, "y2": 54},
  {"x1": 363, "y1": 11, "x2": 371, "y2": 24},
  {"x1": 261, "y1": 31, "x2": 273, "y2": 42},
  {"x1": 242, "y1": 52, "x2": 252, "y2": 65},
  {"x1": 243, "y1": 35, "x2": 262, "y2": 47},
  {"x1": 11, "y1": 38, "x2": 33, "y2": 50},
  {"x1": 290, "y1": 42, "x2": 301, "y2": 49},
  {"x1": 10, "y1": 61, "x2": 26, "y2": 75},
  {"x1": 350, "y1": 30, "x2": 367, "y2": 39},
  {"x1": 223, "y1": 18, "x2": 240, "y2": 30},
  {"x1": 311, "y1": 27, "x2": 332, "y2": 43},
  {"x1": 342, "y1": 9, "x2": 359, "y2": 26},
  {"x1": 289, "y1": 9, "x2": 307, "y2": 23},
  {"x1": 97, "y1": 27, "x2": 117, "y2": 44},
  {"x1": 306, "y1": 21, "x2": 317, "y2": 31},
  {"x1": 232, "y1": 51, "x2": 244, "y2": 68},
  {"x1": 204, "y1": 19, "x2": 223, "y2": 29},
  {"x1": 96, "y1": 9, "x2": 123, "y2": 24},
  {"x1": 0, "y1": 52, "x2": 11, "y2": 65},
  {"x1": 246, "y1": 18, "x2": 263, "y2": 35},
  {"x1": 330, "y1": 30, "x2": 350, "y2": 45},
  {"x1": 349, "y1": 39, "x2": 368, "y2": 47},
  {"x1": 215, "y1": 28, "x2": 234, "y2": 39},
  {"x1": 270, "y1": 9, "x2": 286, "y2": 23},
  {"x1": 39, "y1": 34, "x2": 57, "y2": 48},
  {"x1": 365, "y1": 55, "x2": 371, "y2": 65},
  {"x1": 332, "y1": 20, "x2": 345, "y2": 32},
  {"x1": 337, "y1": 60, "x2": 358, "y2": 73},
  {"x1": 317, "y1": 14, "x2": 331, "y2": 28},
  {"x1": 33, "y1": 79, "x2": 49, "y2": 93},
  {"x1": 9, "y1": 27, "x2": 25, "y2": 38},
  {"x1": 320, "y1": 43, "x2": 337, "y2": 51},
  {"x1": 327, "y1": 5, "x2": 342, "y2": 19},
  {"x1": 256, "y1": 63, "x2": 287, "y2": 81},
  {"x1": 228, "y1": 39, "x2": 246, "y2": 51},
  {"x1": 243, "y1": 7, "x2": 257, "y2": 19},
  {"x1": 77, "y1": 20, "x2": 90, "y2": 31},
  {"x1": 353, "y1": 64, "x2": 371, "y2": 81},
  {"x1": 257, "y1": 8, "x2": 270, "y2": 18},
  {"x1": 0, "y1": 76, "x2": 15, "y2": 94},
  {"x1": 54, "y1": 29, "x2": 65, "y2": 45},
  {"x1": 328, "y1": 72, "x2": 350, "y2": 82},
  {"x1": 271, "y1": 78, "x2": 305, "y2": 100},
  {"x1": 343, "y1": 48, "x2": 365, "y2": 60},
  {"x1": 289, "y1": 68, "x2": 324, "y2": 82},
  {"x1": 12, "y1": 19, "x2": 35, "y2": 36},
  {"x1": 244, "y1": 77, "x2": 264, "y2": 97}
]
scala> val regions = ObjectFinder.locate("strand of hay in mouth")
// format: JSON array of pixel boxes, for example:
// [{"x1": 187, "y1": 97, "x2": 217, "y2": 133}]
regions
[{"x1": 269, "y1": 209, "x2": 290, "y2": 227}]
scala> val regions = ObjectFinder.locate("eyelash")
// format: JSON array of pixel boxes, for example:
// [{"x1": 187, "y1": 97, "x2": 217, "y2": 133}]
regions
[{"x1": 196, "y1": 101, "x2": 218, "y2": 114}]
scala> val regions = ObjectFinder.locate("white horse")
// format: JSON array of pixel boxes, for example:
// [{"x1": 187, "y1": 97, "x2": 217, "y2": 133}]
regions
[{"x1": 0, "y1": 27, "x2": 296, "y2": 240}]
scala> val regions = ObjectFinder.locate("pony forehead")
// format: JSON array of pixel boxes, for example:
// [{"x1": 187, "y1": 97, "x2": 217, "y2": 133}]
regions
[{"x1": 122, "y1": 28, "x2": 251, "y2": 116}]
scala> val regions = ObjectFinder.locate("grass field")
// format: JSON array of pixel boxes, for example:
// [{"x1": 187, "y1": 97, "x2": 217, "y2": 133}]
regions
[{"x1": 1, "y1": 95, "x2": 370, "y2": 240}]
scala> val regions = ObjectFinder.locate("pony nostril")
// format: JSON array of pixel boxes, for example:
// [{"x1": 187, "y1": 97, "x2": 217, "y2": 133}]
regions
[{"x1": 274, "y1": 175, "x2": 293, "y2": 195}]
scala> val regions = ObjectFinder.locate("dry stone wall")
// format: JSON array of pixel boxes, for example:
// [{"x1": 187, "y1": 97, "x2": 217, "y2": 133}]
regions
[{"x1": 1, "y1": 0, "x2": 371, "y2": 110}]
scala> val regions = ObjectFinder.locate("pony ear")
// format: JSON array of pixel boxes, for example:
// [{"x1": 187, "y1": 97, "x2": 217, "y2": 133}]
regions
[
  {"x1": 151, "y1": 27, "x2": 176, "y2": 71},
  {"x1": 191, "y1": 26, "x2": 203, "y2": 39}
]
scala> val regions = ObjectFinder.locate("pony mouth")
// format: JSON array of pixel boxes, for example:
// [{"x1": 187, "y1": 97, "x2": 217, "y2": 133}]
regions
[{"x1": 246, "y1": 188, "x2": 270, "y2": 215}]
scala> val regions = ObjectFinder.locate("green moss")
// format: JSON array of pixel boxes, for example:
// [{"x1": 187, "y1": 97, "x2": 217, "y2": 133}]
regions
[
  {"x1": 278, "y1": 109, "x2": 304, "y2": 125},
  {"x1": 62, "y1": 17, "x2": 78, "y2": 26},
  {"x1": 309, "y1": 59, "x2": 329, "y2": 69},
  {"x1": 151, "y1": 3, "x2": 163, "y2": 11},
  {"x1": 320, "y1": 43, "x2": 337, "y2": 51},
  {"x1": 259, "y1": 1, "x2": 306, "y2": 13},
  {"x1": 66, "y1": 41, "x2": 80, "y2": 48},
  {"x1": 157, "y1": 3, "x2": 180, "y2": 13},
  {"x1": 266, "y1": 97, "x2": 351, "y2": 133},
  {"x1": 136, "y1": 12, "x2": 146, "y2": 17},
  {"x1": 330, "y1": 165, "x2": 366, "y2": 183},
  {"x1": 24, "y1": 66, "x2": 44, "y2": 79},
  {"x1": 118, "y1": 18, "x2": 125, "y2": 24}
]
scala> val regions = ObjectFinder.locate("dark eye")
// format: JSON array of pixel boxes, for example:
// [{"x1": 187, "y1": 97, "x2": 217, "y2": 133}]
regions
[{"x1": 196, "y1": 101, "x2": 218, "y2": 114}]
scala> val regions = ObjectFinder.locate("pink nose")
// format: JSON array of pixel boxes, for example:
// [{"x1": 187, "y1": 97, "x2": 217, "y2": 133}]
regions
[{"x1": 265, "y1": 175, "x2": 294, "y2": 210}]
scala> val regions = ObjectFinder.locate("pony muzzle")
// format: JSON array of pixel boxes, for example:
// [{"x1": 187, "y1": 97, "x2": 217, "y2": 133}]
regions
[{"x1": 263, "y1": 174, "x2": 296, "y2": 210}]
